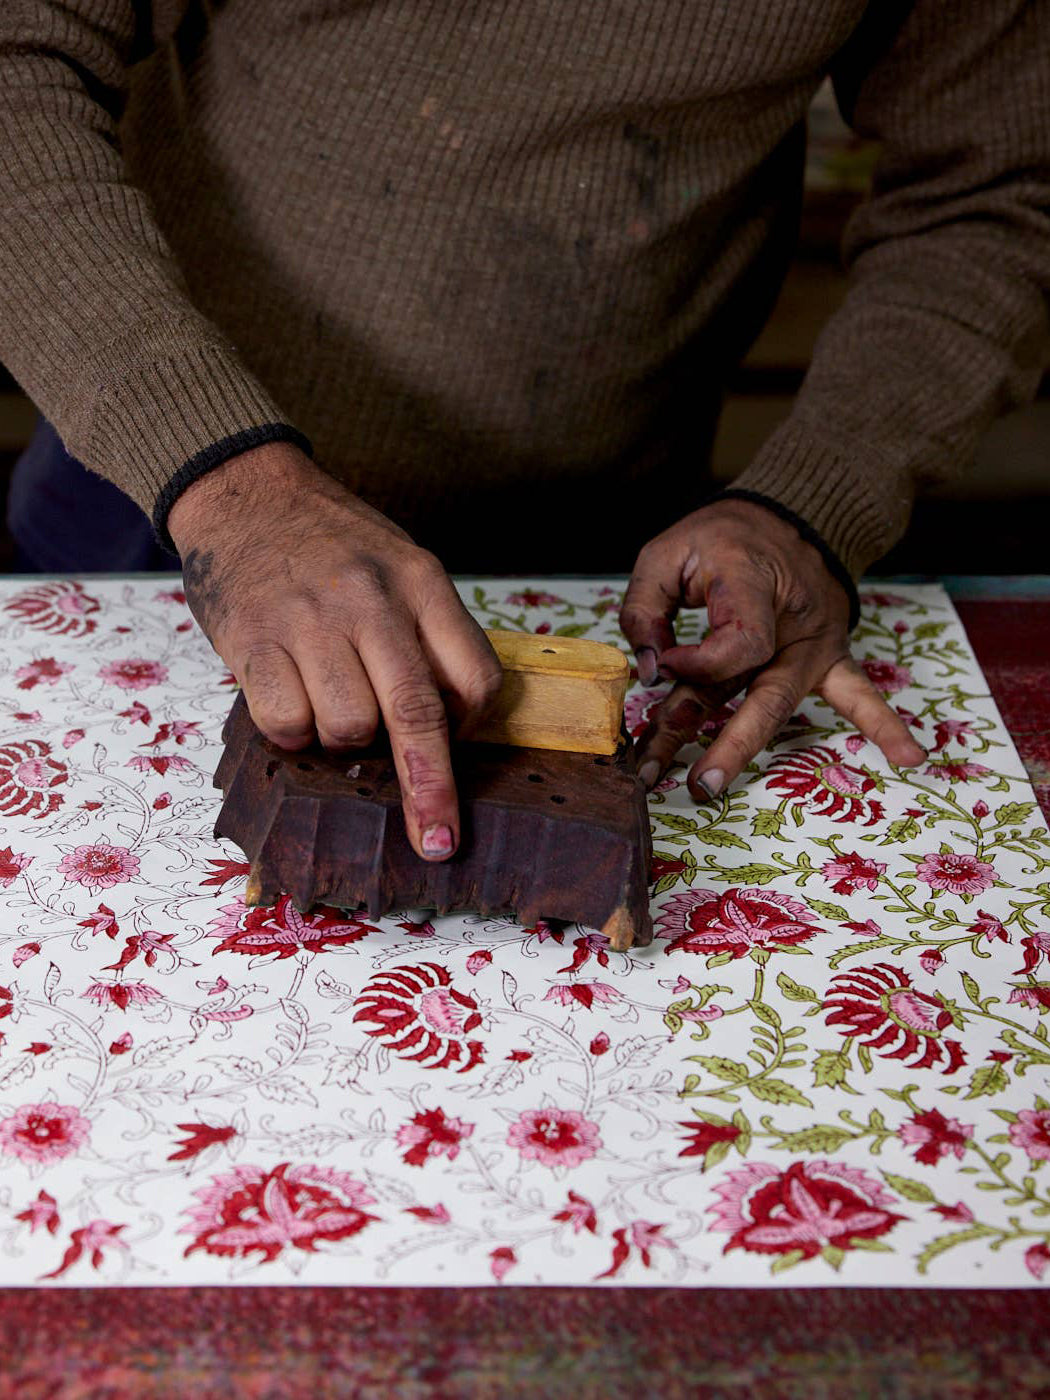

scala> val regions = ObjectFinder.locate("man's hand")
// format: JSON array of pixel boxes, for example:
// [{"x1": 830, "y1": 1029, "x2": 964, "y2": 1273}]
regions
[
  {"x1": 168, "y1": 442, "x2": 503, "y2": 861},
  {"x1": 620, "y1": 498, "x2": 925, "y2": 800}
]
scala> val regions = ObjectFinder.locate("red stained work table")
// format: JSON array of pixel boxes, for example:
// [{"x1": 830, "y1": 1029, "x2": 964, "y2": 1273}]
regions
[{"x1": 1, "y1": 577, "x2": 1048, "y2": 1399}]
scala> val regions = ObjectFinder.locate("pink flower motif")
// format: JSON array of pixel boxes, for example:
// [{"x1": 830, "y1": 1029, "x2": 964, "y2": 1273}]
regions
[
  {"x1": 207, "y1": 895, "x2": 378, "y2": 960},
  {"x1": 543, "y1": 981, "x2": 622, "y2": 1010},
  {"x1": 82, "y1": 981, "x2": 164, "y2": 1011},
  {"x1": 182, "y1": 1163, "x2": 377, "y2": 1263},
  {"x1": 57, "y1": 843, "x2": 140, "y2": 891},
  {"x1": 1025, "y1": 1243, "x2": 1050, "y2": 1282},
  {"x1": 63, "y1": 728, "x2": 85, "y2": 748},
  {"x1": 466, "y1": 949, "x2": 493, "y2": 975},
  {"x1": 98, "y1": 658, "x2": 169, "y2": 692},
  {"x1": 708, "y1": 1159, "x2": 904, "y2": 1261},
  {"x1": 126, "y1": 753, "x2": 196, "y2": 776},
  {"x1": 1008, "y1": 986, "x2": 1050, "y2": 1011},
  {"x1": 14, "y1": 1189, "x2": 60, "y2": 1235},
  {"x1": 12, "y1": 942, "x2": 40, "y2": 967},
  {"x1": 821, "y1": 851, "x2": 886, "y2": 895},
  {"x1": 77, "y1": 903, "x2": 119, "y2": 938},
  {"x1": 489, "y1": 1245, "x2": 517, "y2": 1281},
  {"x1": 353, "y1": 963, "x2": 485, "y2": 1073},
  {"x1": 1008, "y1": 1109, "x2": 1050, "y2": 1162},
  {"x1": 395, "y1": 1107, "x2": 474, "y2": 1167},
  {"x1": 933, "y1": 719, "x2": 977, "y2": 752},
  {"x1": 861, "y1": 659, "x2": 914, "y2": 695},
  {"x1": 764, "y1": 745, "x2": 884, "y2": 826},
  {"x1": 656, "y1": 887, "x2": 818, "y2": 960},
  {"x1": 0, "y1": 738, "x2": 68, "y2": 819},
  {"x1": 3, "y1": 581, "x2": 99, "y2": 637},
  {"x1": 0, "y1": 1102, "x2": 91, "y2": 1164},
  {"x1": 589, "y1": 1031, "x2": 610, "y2": 1055},
  {"x1": 919, "y1": 948, "x2": 945, "y2": 975},
  {"x1": 973, "y1": 800, "x2": 990, "y2": 820},
  {"x1": 505, "y1": 590, "x2": 563, "y2": 607},
  {"x1": 915, "y1": 852, "x2": 997, "y2": 896},
  {"x1": 924, "y1": 757, "x2": 991, "y2": 783},
  {"x1": 0, "y1": 847, "x2": 32, "y2": 889},
  {"x1": 931, "y1": 1201, "x2": 975, "y2": 1225},
  {"x1": 968, "y1": 910, "x2": 1009, "y2": 944},
  {"x1": 507, "y1": 1108, "x2": 602, "y2": 1168},
  {"x1": 823, "y1": 963, "x2": 965, "y2": 1074},
  {"x1": 1016, "y1": 932, "x2": 1050, "y2": 975},
  {"x1": 14, "y1": 657, "x2": 72, "y2": 690},
  {"x1": 844, "y1": 734, "x2": 866, "y2": 754},
  {"x1": 624, "y1": 688, "x2": 664, "y2": 739},
  {"x1": 898, "y1": 1109, "x2": 973, "y2": 1165},
  {"x1": 41, "y1": 1219, "x2": 128, "y2": 1280},
  {"x1": 552, "y1": 1190, "x2": 598, "y2": 1234}
]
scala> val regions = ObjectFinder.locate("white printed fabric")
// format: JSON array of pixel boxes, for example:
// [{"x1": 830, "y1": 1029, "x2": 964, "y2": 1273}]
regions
[{"x1": 0, "y1": 577, "x2": 1047, "y2": 1288}]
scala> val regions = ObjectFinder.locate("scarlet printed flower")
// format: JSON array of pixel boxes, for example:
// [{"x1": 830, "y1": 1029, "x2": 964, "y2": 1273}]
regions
[
  {"x1": 677, "y1": 1118, "x2": 742, "y2": 1161},
  {"x1": 933, "y1": 719, "x2": 977, "y2": 752},
  {"x1": 915, "y1": 852, "x2": 997, "y2": 896},
  {"x1": 58, "y1": 842, "x2": 140, "y2": 891},
  {"x1": 404, "y1": 1203, "x2": 451, "y2": 1225},
  {"x1": 77, "y1": 903, "x2": 119, "y2": 938},
  {"x1": 624, "y1": 688, "x2": 664, "y2": 738},
  {"x1": 557, "y1": 933, "x2": 612, "y2": 975},
  {"x1": 0, "y1": 1102, "x2": 91, "y2": 1164},
  {"x1": 126, "y1": 753, "x2": 195, "y2": 776},
  {"x1": 505, "y1": 590, "x2": 563, "y2": 607},
  {"x1": 595, "y1": 1220, "x2": 674, "y2": 1279},
  {"x1": 967, "y1": 910, "x2": 1009, "y2": 944},
  {"x1": 861, "y1": 659, "x2": 914, "y2": 694},
  {"x1": 168, "y1": 1122, "x2": 239, "y2": 1163},
  {"x1": 118, "y1": 700, "x2": 152, "y2": 725},
  {"x1": 1009, "y1": 984, "x2": 1050, "y2": 1010},
  {"x1": 919, "y1": 948, "x2": 945, "y2": 975},
  {"x1": 898, "y1": 1109, "x2": 973, "y2": 1166},
  {"x1": 823, "y1": 963, "x2": 965, "y2": 1074},
  {"x1": 859, "y1": 591, "x2": 910, "y2": 608},
  {"x1": 506, "y1": 1107, "x2": 601, "y2": 1168},
  {"x1": 466, "y1": 949, "x2": 493, "y2": 975},
  {"x1": 103, "y1": 930, "x2": 177, "y2": 973},
  {"x1": 200, "y1": 859, "x2": 251, "y2": 889},
  {"x1": 0, "y1": 738, "x2": 68, "y2": 819},
  {"x1": 153, "y1": 792, "x2": 172, "y2": 809},
  {"x1": 650, "y1": 853, "x2": 689, "y2": 883},
  {"x1": 764, "y1": 745, "x2": 884, "y2": 826},
  {"x1": 589, "y1": 1031, "x2": 610, "y2": 1056},
  {"x1": 1016, "y1": 932, "x2": 1050, "y2": 974},
  {"x1": 931, "y1": 1200, "x2": 975, "y2": 1225},
  {"x1": 354, "y1": 963, "x2": 485, "y2": 1072},
  {"x1": 207, "y1": 895, "x2": 378, "y2": 960},
  {"x1": 1025, "y1": 1242, "x2": 1050, "y2": 1282},
  {"x1": 552, "y1": 1190, "x2": 598, "y2": 1234},
  {"x1": 489, "y1": 1245, "x2": 517, "y2": 1281},
  {"x1": 543, "y1": 981, "x2": 622, "y2": 1010},
  {"x1": 0, "y1": 847, "x2": 32, "y2": 888},
  {"x1": 98, "y1": 658, "x2": 169, "y2": 692},
  {"x1": 973, "y1": 800, "x2": 990, "y2": 820},
  {"x1": 3, "y1": 580, "x2": 100, "y2": 637},
  {"x1": 109, "y1": 1032, "x2": 133, "y2": 1055},
  {"x1": 821, "y1": 851, "x2": 886, "y2": 895},
  {"x1": 924, "y1": 757, "x2": 991, "y2": 783},
  {"x1": 182, "y1": 1162, "x2": 377, "y2": 1264},
  {"x1": 82, "y1": 980, "x2": 164, "y2": 1011},
  {"x1": 396, "y1": 1107, "x2": 474, "y2": 1167},
  {"x1": 1008, "y1": 1109, "x2": 1050, "y2": 1163},
  {"x1": 655, "y1": 887, "x2": 818, "y2": 960},
  {"x1": 708, "y1": 1159, "x2": 904, "y2": 1261},
  {"x1": 42, "y1": 1220, "x2": 127, "y2": 1280},
  {"x1": 14, "y1": 657, "x2": 72, "y2": 690},
  {"x1": 15, "y1": 1190, "x2": 60, "y2": 1235}
]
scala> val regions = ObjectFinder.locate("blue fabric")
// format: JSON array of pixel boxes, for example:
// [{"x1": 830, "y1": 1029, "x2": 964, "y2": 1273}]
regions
[{"x1": 7, "y1": 418, "x2": 179, "y2": 572}]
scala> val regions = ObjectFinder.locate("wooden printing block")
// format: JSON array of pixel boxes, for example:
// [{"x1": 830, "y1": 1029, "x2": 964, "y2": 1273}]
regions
[{"x1": 212, "y1": 692, "x2": 653, "y2": 950}]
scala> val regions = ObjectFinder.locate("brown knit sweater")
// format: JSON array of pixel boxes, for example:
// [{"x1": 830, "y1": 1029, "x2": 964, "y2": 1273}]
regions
[{"x1": 0, "y1": 1, "x2": 1047, "y2": 575}]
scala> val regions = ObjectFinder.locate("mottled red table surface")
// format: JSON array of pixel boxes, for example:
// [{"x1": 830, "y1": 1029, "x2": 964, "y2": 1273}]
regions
[{"x1": 1, "y1": 579, "x2": 1048, "y2": 1400}]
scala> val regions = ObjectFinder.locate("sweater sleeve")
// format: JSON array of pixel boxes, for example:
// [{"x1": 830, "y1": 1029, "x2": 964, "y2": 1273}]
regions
[
  {"x1": 0, "y1": 1, "x2": 309, "y2": 539},
  {"x1": 729, "y1": 0, "x2": 1050, "y2": 580}
]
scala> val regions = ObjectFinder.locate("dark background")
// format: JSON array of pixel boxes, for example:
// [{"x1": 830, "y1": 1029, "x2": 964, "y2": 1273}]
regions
[{"x1": 1, "y1": 86, "x2": 1047, "y2": 578}]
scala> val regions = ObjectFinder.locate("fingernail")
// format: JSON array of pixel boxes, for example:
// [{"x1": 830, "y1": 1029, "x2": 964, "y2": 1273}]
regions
[
  {"x1": 639, "y1": 760, "x2": 660, "y2": 790},
  {"x1": 421, "y1": 824, "x2": 455, "y2": 858},
  {"x1": 697, "y1": 768, "x2": 725, "y2": 800},
  {"x1": 636, "y1": 648, "x2": 658, "y2": 687}
]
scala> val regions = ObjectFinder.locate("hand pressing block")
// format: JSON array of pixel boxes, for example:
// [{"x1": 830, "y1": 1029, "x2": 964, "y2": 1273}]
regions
[{"x1": 213, "y1": 631, "x2": 653, "y2": 950}]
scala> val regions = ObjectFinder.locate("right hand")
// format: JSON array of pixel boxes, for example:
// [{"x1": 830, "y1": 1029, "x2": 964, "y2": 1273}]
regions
[{"x1": 167, "y1": 442, "x2": 503, "y2": 862}]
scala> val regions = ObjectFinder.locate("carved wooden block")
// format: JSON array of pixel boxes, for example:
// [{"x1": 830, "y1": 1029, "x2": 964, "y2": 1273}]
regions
[{"x1": 213, "y1": 694, "x2": 653, "y2": 950}]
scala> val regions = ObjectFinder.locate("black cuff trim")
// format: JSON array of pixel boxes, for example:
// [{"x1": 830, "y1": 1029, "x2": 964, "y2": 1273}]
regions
[
  {"x1": 705, "y1": 487, "x2": 861, "y2": 631},
  {"x1": 153, "y1": 424, "x2": 314, "y2": 552}
]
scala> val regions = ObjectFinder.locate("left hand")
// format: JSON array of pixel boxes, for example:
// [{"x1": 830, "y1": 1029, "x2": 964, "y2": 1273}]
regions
[{"x1": 620, "y1": 498, "x2": 926, "y2": 801}]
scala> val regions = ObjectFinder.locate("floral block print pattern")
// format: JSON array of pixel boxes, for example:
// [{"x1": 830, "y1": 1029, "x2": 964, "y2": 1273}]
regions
[{"x1": 0, "y1": 577, "x2": 1047, "y2": 1289}]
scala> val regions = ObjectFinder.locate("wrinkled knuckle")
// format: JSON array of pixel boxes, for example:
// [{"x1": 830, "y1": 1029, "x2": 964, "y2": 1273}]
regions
[
  {"x1": 320, "y1": 714, "x2": 378, "y2": 749},
  {"x1": 252, "y1": 704, "x2": 313, "y2": 747},
  {"x1": 463, "y1": 659, "x2": 504, "y2": 713},
  {"x1": 752, "y1": 681, "x2": 797, "y2": 731},
  {"x1": 408, "y1": 548, "x2": 446, "y2": 585},
  {"x1": 388, "y1": 682, "x2": 447, "y2": 734}
]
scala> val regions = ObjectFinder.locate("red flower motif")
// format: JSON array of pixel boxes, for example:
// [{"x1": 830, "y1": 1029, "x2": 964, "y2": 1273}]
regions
[
  {"x1": 823, "y1": 963, "x2": 965, "y2": 1074},
  {"x1": 677, "y1": 1118, "x2": 742, "y2": 1161},
  {"x1": 861, "y1": 659, "x2": 914, "y2": 694},
  {"x1": 1026, "y1": 1242, "x2": 1050, "y2": 1282},
  {"x1": 42, "y1": 1220, "x2": 127, "y2": 1280},
  {"x1": 552, "y1": 1190, "x2": 598, "y2": 1234},
  {"x1": 915, "y1": 852, "x2": 996, "y2": 896},
  {"x1": 15, "y1": 1189, "x2": 60, "y2": 1235},
  {"x1": 650, "y1": 853, "x2": 689, "y2": 883},
  {"x1": 489, "y1": 1245, "x2": 517, "y2": 1281},
  {"x1": 1009, "y1": 984, "x2": 1050, "y2": 1010},
  {"x1": 858, "y1": 591, "x2": 910, "y2": 609},
  {"x1": 0, "y1": 738, "x2": 68, "y2": 819},
  {"x1": 898, "y1": 1109, "x2": 973, "y2": 1165},
  {"x1": 126, "y1": 753, "x2": 195, "y2": 776},
  {"x1": 396, "y1": 1106, "x2": 474, "y2": 1166},
  {"x1": 924, "y1": 757, "x2": 991, "y2": 783},
  {"x1": 596, "y1": 1220, "x2": 674, "y2": 1279},
  {"x1": 353, "y1": 963, "x2": 485, "y2": 1073},
  {"x1": 77, "y1": 903, "x2": 119, "y2": 938},
  {"x1": 967, "y1": 910, "x2": 1009, "y2": 944},
  {"x1": 207, "y1": 896, "x2": 378, "y2": 960},
  {"x1": 465, "y1": 949, "x2": 492, "y2": 975},
  {"x1": 0, "y1": 1102, "x2": 91, "y2": 1164},
  {"x1": 58, "y1": 843, "x2": 140, "y2": 891},
  {"x1": 14, "y1": 657, "x2": 72, "y2": 690},
  {"x1": 764, "y1": 746, "x2": 884, "y2": 826},
  {"x1": 200, "y1": 859, "x2": 251, "y2": 889},
  {"x1": 182, "y1": 1163, "x2": 378, "y2": 1263},
  {"x1": 655, "y1": 887, "x2": 818, "y2": 960},
  {"x1": 118, "y1": 700, "x2": 152, "y2": 726},
  {"x1": 404, "y1": 1203, "x2": 450, "y2": 1225},
  {"x1": 505, "y1": 590, "x2": 563, "y2": 607},
  {"x1": 81, "y1": 980, "x2": 164, "y2": 1012},
  {"x1": 168, "y1": 1122, "x2": 239, "y2": 1163},
  {"x1": 506, "y1": 1107, "x2": 601, "y2": 1168},
  {"x1": 932, "y1": 719, "x2": 976, "y2": 752},
  {"x1": 821, "y1": 851, "x2": 886, "y2": 895},
  {"x1": 931, "y1": 1200, "x2": 975, "y2": 1224},
  {"x1": 709, "y1": 1160, "x2": 904, "y2": 1261},
  {"x1": 3, "y1": 580, "x2": 99, "y2": 637},
  {"x1": 589, "y1": 1031, "x2": 610, "y2": 1056},
  {"x1": 1016, "y1": 932, "x2": 1050, "y2": 974},
  {"x1": 1008, "y1": 1109, "x2": 1050, "y2": 1163},
  {"x1": 556, "y1": 933, "x2": 612, "y2": 975},
  {"x1": 543, "y1": 981, "x2": 622, "y2": 1011},
  {"x1": 0, "y1": 847, "x2": 32, "y2": 889},
  {"x1": 98, "y1": 658, "x2": 169, "y2": 691}
]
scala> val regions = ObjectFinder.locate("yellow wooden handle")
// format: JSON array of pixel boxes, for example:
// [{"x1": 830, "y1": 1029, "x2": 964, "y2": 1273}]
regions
[{"x1": 467, "y1": 629, "x2": 630, "y2": 755}]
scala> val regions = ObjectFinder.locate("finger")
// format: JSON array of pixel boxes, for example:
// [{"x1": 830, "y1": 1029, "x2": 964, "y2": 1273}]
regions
[
  {"x1": 690, "y1": 647, "x2": 814, "y2": 800},
  {"x1": 239, "y1": 641, "x2": 315, "y2": 750},
  {"x1": 633, "y1": 680, "x2": 743, "y2": 790},
  {"x1": 819, "y1": 657, "x2": 927, "y2": 767},
  {"x1": 415, "y1": 583, "x2": 504, "y2": 739},
  {"x1": 291, "y1": 636, "x2": 380, "y2": 751},
  {"x1": 657, "y1": 571, "x2": 776, "y2": 686},
  {"x1": 355, "y1": 615, "x2": 459, "y2": 862},
  {"x1": 620, "y1": 558, "x2": 681, "y2": 686}
]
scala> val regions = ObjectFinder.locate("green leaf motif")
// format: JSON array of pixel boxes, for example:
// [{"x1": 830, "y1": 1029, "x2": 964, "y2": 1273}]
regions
[
  {"x1": 772, "y1": 1124, "x2": 856, "y2": 1153},
  {"x1": 769, "y1": 1249, "x2": 807, "y2": 1275},
  {"x1": 553, "y1": 622, "x2": 592, "y2": 637},
  {"x1": 912, "y1": 621, "x2": 949, "y2": 640},
  {"x1": 964, "y1": 1062, "x2": 1010, "y2": 1100},
  {"x1": 777, "y1": 972, "x2": 820, "y2": 1003},
  {"x1": 881, "y1": 1172, "x2": 936, "y2": 1203},
  {"x1": 655, "y1": 813, "x2": 699, "y2": 834},
  {"x1": 695, "y1": 827, "x2": 751, "y2": 850},
  {"x1": 748, "y1": 1077, "x2": 814, "y2": 1108},
  {"x1": 961, "y1": 972, "x2": 983, "y2": 1008},
  {"x1": 692, "y1": 1056, "x2": 750, "y2": 1084},
  {"x1": 750, "y1": 1001, "x2": 782, "y2": 1029},
  {"x1": 878, "y1": 816, "x2": 921, "y2": 846},
  {"x1": 715, "y1": 863, "x2": 783, "y2": 885},
  {"x1": 812, "y1": 1049, "x2": 852, "y2": 1090},
  {"x1": 806, "y1": 898, "x2": 851, "y2": 922},
  {"x1": 995, "y1": 802, "x2": 1035, "y2": 826},
  {"x1": 916, "y1": 1226, "x2": 997, "y2": 1277},
  {"x1": 751, "y1": 808, "x2": 786, "y2": 838}
]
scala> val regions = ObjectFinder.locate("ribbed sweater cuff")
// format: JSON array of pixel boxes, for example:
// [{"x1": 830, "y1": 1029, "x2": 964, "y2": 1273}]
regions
[
  {"x1": 86, "y1": 341, "x2": 311, "y2": 547},
  {"x1": 727, "y1": 419, "x2": 912, "y2": 582}
]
